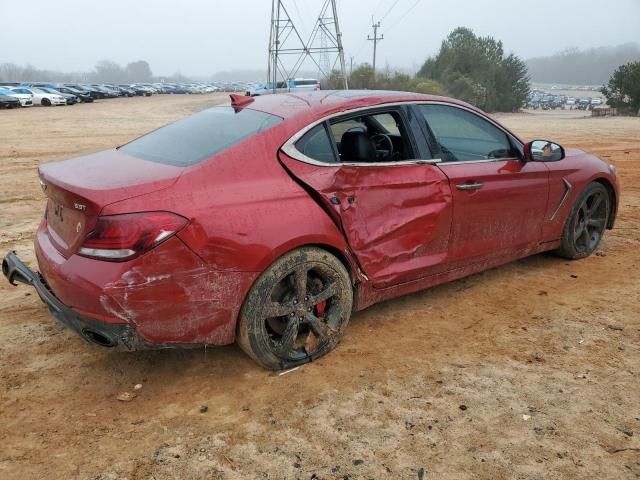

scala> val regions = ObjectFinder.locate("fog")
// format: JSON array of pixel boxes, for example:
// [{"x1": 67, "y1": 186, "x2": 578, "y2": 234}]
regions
[{"x1": 2, "y1": 0, "x2": 639, "y2": 77}]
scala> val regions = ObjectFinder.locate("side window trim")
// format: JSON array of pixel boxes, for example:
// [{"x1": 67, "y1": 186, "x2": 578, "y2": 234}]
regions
[
  {"x1": 414, "y1": 102, "x2": 523, "y2": 164},
  {"x1": 284, "y1": 101, "x2": 526, "y2": 168}
]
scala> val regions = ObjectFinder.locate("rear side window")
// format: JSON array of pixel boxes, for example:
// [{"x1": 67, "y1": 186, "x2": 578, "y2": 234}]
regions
[
  {"x1": 295, "y1": 124, "x2": 337, "y2": 163},
  {"x1": 120, "y1": 106, "x2": 282, "y2": 166}
]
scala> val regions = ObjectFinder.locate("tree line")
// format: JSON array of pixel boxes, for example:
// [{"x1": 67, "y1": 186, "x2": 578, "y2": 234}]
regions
[
  {"x1": 328, "y1": 27, "x2": 530, "y2": 112},
  {"x1": 527, "y1": 43, "x2": 640, "y2": 85},
  {"x1": 0, "y1": 60, "x2": 189, "y2": 84}
]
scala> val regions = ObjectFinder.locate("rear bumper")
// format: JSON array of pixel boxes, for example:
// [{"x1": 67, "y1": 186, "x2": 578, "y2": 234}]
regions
[{"x1": 2, "y1": 250, "x2": 142, "y2": 350}]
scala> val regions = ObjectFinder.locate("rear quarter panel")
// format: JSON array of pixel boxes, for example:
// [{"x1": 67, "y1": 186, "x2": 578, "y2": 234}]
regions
[{"x1": 102, "y1": 122, "x2": 352, "y2": 274}]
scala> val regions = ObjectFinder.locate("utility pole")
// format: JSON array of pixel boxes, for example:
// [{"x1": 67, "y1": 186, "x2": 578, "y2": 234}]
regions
[
  {"x1": 349, "y1": 56, "x2": 354, "y2": 75},
  {"x1": 367, "y1": 21, "x2": 383, "y2": 88}
]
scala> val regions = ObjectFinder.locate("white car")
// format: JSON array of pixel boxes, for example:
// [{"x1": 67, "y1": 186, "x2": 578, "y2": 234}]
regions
[
  {"x1": 19, "y1": 87, "x2": 66, "y2": 106},
  {"x1": 591, "y1": 97, "x2": 603, "y2": 106},
  {"x1": 1, "y1": 87, "x2": 33, "y2": 107},
  {"x1": 246, "y1": 78, "x2": 321, "y2": 96}
]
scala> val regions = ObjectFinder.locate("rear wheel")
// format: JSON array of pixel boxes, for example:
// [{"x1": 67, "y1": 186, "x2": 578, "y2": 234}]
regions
[
  {"x1": 237, "y1": 247, "x2": 353, "y2": 370},
  {"x1": 556, "y1": 182, "x2": 610, "y2": 259},
  {"x1": 41, "y1": 98, "x2": 51, "y2": 107}
]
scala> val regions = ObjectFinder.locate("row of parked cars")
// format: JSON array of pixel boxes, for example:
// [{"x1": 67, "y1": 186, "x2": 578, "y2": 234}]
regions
[
  {"x1": 0, "y1": 82, "x2": 222, "y2": 108},
  {"x1": 527, "y1": 92, "x2": 605, "y2": 111}
]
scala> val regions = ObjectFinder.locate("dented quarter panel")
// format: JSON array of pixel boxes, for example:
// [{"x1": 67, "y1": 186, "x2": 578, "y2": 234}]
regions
[
  {"x1": 279, "y1": 152, "x2": 453, "y2": 287},
  {"x1": 36, "y1": 220, "x2": 258, "y2": 345}
]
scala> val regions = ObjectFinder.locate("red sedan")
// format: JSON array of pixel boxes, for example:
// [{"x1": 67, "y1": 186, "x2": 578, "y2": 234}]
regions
[{"x1": 3, "y1": 91, "x2": 619, "y2": 369}]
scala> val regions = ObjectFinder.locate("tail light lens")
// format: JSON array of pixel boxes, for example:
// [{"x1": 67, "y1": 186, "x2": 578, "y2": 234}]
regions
[{"x1": 78, "y1": 212, "x2": 188, "y2": 261}]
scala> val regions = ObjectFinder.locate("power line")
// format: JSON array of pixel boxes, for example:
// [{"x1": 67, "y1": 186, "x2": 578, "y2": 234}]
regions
[
  {"x1": 386, "y1": 0, "x2": 422, "y2": 31},
  {"x1": 380, "y1": 0, "x2": 401, "y2": 22}
]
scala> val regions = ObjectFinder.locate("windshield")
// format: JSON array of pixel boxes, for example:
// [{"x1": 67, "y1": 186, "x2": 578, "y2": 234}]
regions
[{"x1": 119, "y1": 106, "x2": 283, "y2": 166}]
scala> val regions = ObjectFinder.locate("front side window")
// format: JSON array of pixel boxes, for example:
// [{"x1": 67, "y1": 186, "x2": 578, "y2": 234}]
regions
[
  {"x1": 419, "y1": 104, "x2": 518, "y2": 162},
  {"x1": 120, "y1": 106, "x2": 282, "y2": 166}
]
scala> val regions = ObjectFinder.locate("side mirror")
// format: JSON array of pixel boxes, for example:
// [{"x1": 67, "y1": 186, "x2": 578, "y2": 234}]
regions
[{"x1": 524, "y1": 140, "x2": 565, "y2": 162}]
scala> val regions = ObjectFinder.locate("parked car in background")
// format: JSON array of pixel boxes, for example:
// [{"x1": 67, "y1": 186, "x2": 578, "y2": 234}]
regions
[
  {"x1": 591, "y1": 97, "x2": 602, "y2": 106},
  {"x1": 0, "y1": 89, "x2": 22, "y2": 108},
  {"x1": 89, "y1": 85, "x2": 118, "y2": 98},
  {"x1": 164, "y1": 85, "x2": 192, "y2": 94},
  {"x1": 54, "y1": 86, "x2": 94, "y2": 103},
  {"x1": 130, "y1": 84, "x2": 154, "y2": 96},
  {"x1": 27, "y1": 87, "x2": 67, "y2": 106},
  {"x1": 246, "y1": 78, "x2": 321, "y2": 96},
  {"x1": 39, "y1": 87, "x2": 78, "y2": 105},
  {"x1": 1, "y1": 87, "x2": 33, "y2": 107}
]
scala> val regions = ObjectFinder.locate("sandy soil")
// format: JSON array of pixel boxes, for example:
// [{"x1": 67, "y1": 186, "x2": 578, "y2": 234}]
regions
[{"x1": 1, "y1": 97, "x2": 638, "y2": 480}]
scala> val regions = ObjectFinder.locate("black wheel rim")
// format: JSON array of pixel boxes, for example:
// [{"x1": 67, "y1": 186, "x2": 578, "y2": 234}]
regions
[
  {"x1": 262, "y1": 263, "x2": 344, "y2": 361},
  {"x1": 573, "y1": 190, "x2": 607, "y2": 253}
]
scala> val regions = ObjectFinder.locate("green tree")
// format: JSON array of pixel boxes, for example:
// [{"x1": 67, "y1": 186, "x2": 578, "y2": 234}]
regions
[
  {"x1": 418, "y1": 27, "x2": 529, "y2": 111},
  {"x1": 602, "y1": 61, "x2": 640, "y2": 115},
  {"x1": 125, "y1": 60, "x2": 153, "y2": 82},
  {"x1": 349, "y1": 63, "x2": 375, "y2": 89}
]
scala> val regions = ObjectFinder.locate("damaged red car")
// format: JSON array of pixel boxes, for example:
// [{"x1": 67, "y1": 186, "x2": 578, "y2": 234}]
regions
[{"x1": 3, "y1": 91, "x2": 619, "y2": 369}]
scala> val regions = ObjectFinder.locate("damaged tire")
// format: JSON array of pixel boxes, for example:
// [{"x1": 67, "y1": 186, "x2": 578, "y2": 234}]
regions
[
  {"x1": 237, "y1": 247, "x2": 353, "y2": 370},
  {"x1": 556, "y1": 182, "x2": 610, "y2": 260}
]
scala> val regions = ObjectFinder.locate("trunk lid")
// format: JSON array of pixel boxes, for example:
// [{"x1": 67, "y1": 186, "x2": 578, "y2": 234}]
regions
[{"x1": 39, "y1": 149, "x2": 184, "y2": 258}]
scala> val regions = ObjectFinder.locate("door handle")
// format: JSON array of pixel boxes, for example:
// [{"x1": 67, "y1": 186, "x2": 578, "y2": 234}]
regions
[{"x1": 456, "y1": 182, "x2": 484, "y2": 191}]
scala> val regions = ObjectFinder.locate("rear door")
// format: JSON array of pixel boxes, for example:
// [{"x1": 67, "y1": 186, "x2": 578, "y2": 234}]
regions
[
  {"x1": 415, "y1": 103, "x2": 549, "y2": 265},
  {"x1": 279, "y1": 107, "x2": 454, "y2": 287}
]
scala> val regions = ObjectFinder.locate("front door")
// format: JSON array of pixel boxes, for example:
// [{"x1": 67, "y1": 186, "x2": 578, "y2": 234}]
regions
[{"x1": 415, "y1": 103, "x2": 550, "y2": 264}]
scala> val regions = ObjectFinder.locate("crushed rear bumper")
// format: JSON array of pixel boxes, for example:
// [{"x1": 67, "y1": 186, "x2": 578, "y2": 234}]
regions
[{"x1": 2, "y1": 250, "x2": 142, "y2": 350}]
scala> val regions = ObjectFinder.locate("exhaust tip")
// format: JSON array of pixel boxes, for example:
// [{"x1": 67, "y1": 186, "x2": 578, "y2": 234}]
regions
[{"x1": 82, "y1": 329, "x2": 115, "y2": 348}]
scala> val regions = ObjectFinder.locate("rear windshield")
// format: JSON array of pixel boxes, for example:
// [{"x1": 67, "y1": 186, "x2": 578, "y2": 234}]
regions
[{"x1": 119, "y1": 106, "x2": 282, "y2": 166}]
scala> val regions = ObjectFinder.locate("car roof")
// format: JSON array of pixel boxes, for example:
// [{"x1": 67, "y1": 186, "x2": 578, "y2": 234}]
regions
[{"x1": 244, "y1": 90, "x2": 481, "y2": 123}]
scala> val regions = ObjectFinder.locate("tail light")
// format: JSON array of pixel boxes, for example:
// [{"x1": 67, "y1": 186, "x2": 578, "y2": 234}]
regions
[{"x1": 78, "y1": 212, "x2": 188, "y2": 261}]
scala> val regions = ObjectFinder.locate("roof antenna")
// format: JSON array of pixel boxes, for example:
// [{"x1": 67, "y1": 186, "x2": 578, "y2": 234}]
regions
[{"x1": 229, "y1": 94, "x2": 254, "y2": 111}]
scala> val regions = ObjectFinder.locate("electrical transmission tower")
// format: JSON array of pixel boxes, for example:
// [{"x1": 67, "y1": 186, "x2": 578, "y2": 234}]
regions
[{"x1": 267, "y1": 0, "x2": 348, "y2": 91}]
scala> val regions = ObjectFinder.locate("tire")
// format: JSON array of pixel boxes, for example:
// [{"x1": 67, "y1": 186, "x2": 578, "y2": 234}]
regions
[
  {"x1": 41, "y1": 98, "x2": 51, "y2": 107},
  {"x1": 237, "y1": 247, "x2": 353, "y2": 370},
  {"x1": 556, "y1": 182, "x2": 610, "y2": 259}
]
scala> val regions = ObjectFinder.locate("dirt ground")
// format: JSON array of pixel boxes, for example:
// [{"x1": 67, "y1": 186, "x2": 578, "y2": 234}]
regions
[{"x1": 1, "y1": 96, "x2": 638, "y2": 480}]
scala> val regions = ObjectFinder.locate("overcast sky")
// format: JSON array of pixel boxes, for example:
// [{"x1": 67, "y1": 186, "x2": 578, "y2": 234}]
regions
[{"x1": 2, "y1": 0, "x2": 639, "y2": 77}]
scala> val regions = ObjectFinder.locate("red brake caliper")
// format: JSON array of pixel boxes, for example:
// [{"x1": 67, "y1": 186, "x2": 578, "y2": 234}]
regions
[{"x1": 315, "y1": 301, "x2": 327, "y2": 317}]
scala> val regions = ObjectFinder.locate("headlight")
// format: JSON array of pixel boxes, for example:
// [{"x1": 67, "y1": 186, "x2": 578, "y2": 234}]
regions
[{"x1": 609, "y1": 164, "x2": 617, "y2": 175}]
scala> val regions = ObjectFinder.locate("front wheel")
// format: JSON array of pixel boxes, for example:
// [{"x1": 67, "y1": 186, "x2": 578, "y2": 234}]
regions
[
  {"x1": 556, "y1": 182, "x2": 610, "y2": 259},
  {"x1": 237, "y1": 247, "x2": 353, "y2": 370}
]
